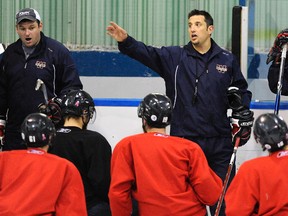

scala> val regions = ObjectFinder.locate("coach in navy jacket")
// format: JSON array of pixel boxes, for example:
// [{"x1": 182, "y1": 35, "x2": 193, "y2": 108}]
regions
[
  {"x1": 0, "y1": 8, "x2": 82, "y2": 150},
  {"x1": 107, "y1": 9, "x2": 252, "y2": 215}
]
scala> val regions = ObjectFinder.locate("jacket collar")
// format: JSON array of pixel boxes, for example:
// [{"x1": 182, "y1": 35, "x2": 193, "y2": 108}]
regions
[
  {"x1": 184, "y1": 38, "x2": 223, "y2": 60},
  {"x1": 14, "y1": 32, "x2": 46, "y2": 57}
]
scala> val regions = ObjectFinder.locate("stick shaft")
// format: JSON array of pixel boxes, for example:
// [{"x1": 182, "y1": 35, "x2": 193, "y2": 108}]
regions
[
  {"x1": 214, "y1": 137, "x2": 240, "y2": 216},
  {"x1": 274, "y1": 43, "x2": 288, "y2": 115}
]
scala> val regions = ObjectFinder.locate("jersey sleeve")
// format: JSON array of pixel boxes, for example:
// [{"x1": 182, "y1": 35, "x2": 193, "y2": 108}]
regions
[
  {"x1": 109, "y1": 139, "x2": 135, "y2": 216},
  {"x1": 187, "y1": 143, "x2": 223, "y2": 206},
  {"x1": 55, "y1": 163, "x2": 87, "y2": 215},
  {"x1": 0, "y1": 53, "x2": 8, "y2": 119},
  {"x1": 230, "y1": 54, "x2": 252, "y2": 108},
  {"x1": 118, "y1": 35, "x2": 181, "y2": 79},
  {"x1": 225, "y1": 162, "x2": 259, "y2": 215},
  {"x1": 54, "y1": 44, "x2": 83, "y2": 97},
  {"x1": 86, "y1": 134, "x2": 112, "y2": 202}
]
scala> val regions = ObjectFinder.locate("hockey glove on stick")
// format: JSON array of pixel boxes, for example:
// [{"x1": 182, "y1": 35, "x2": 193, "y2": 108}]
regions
[
  {"x1": 266, "y1": 28, "x2": 288, "y2": 64},
  {"x1": 38, "y1": 97, "x2": 62, "y2": 125},
  {"x1": 230, "y1": 109, "x2": 254, "y2": 146}
]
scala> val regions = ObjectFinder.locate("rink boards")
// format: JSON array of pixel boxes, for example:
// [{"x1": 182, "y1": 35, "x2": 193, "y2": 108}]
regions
[{"x1": 86, "y1": 93, "x2": 288, "y2": 171}]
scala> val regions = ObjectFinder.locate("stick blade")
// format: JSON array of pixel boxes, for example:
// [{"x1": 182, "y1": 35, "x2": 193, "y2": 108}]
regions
[
  {"x1": 0, "y1": 43, "x2": 5, "y2": 55},
  {"x1": 35, "y1": 79, "x2": 44, "y2": 91}
]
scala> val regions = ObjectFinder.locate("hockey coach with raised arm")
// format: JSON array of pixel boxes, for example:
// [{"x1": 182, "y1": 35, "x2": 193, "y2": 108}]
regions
[{"x1": 107, "y1": 9, "x2": 254, "y2": 215}]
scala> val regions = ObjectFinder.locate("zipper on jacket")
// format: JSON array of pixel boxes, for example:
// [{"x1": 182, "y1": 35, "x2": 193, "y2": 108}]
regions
[
  {"x1": 192, "y1": 78, "x2": 198, "y2": 104},
  {"x1": 173, "y1": 65, "x2": 179, "y2": 109}
]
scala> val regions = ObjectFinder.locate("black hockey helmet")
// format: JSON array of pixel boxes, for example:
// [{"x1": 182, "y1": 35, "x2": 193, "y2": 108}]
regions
[
  {"x1": 61, "y1": 89, "x2": 95, "y2": 120},
  {"x1": 138, "y1": 93, "x2": 172, "y2": 128},
  {"x1": 253, "y1": 113, "x2": 288, "y2": 152},
  {"x1": 21, "y1": 113, "x2": 56, "y2": 147}
]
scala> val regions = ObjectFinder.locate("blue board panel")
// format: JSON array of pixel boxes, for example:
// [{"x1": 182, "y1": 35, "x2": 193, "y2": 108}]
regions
[
  {"x1": 71, "y1": 51, "x2": 158, "y2": 77},
  {"x1": 94, "y1": 98, "x2": 141, "y2": 107},
  {"x1": 71, "y1": 50, "x2": 268, "y2": 79}
]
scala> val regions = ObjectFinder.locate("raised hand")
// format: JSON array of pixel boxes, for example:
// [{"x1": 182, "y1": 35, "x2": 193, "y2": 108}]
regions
[{"x1": 106, "y1": 21, "x2": 128, "y2": 42}]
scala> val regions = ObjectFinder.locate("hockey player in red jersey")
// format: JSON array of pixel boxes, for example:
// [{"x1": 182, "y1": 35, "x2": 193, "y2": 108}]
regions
[
  {"x1": 109, "y1": 93, "x2": 222, "y2": 216},
  {"x1": 0, "y1": 113, "x2": 87, "y2": 216},
  {"x1": 225, "y1": 113, "x2": 288, "y2": 215}
]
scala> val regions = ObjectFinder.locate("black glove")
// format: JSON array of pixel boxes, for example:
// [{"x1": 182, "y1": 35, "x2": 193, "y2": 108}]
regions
[
  {"x1": 230, "y1": 109, "x2": 254, "y2": 146},
  {"x1": 266, "y1": 28, "x2": 288, "y2": 64},
  {"x1": 227, "y1": 86, "x2": 245, "y2": 111},
  {"x1": 38, "y1": 97, "x2": 62, "y2": 125}
]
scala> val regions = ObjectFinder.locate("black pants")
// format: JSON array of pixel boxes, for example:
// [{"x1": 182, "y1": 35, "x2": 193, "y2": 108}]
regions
[
  {"x1": 2, "y1": 130, "x2": 27, "y2": 151},
  {"x1": 88, "y1": 202, "x2": 111, "y2": 216}
]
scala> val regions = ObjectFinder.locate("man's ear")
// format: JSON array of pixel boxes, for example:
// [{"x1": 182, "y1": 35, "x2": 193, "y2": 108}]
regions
[
  {"x1": 208, "y1": 25, "x2": 214, "y2": 35},
  {"x1": 39, "y1": 21, "x2": 43, "y2": 30}
]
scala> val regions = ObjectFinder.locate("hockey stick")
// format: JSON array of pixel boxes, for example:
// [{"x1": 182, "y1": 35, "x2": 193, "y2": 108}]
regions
[
  {"x1": 274, "y1": 43, "x2": 288, "y2": 115},
  {"x1": 35, "y1": 79, "x2": 48, "y2": 104},
  {"x1": 0, "y1": 44, "x2": 6, "y2": 149},
  {"x1": 214, "y1": 137, "x2": 240, "y2": 216}
]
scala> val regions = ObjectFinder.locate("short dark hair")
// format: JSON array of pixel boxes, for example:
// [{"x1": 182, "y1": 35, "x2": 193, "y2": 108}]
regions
[{"x1": 188, "y1": 9, "x2": 213, "y2": 26}]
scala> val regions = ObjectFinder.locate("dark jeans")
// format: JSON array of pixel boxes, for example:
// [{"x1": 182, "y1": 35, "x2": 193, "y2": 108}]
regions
[{"x1": 88, "y1": 202, "x2": 111, "y2": 216}]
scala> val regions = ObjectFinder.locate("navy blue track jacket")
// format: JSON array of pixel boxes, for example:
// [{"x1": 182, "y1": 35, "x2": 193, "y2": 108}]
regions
[
  {"x1": 119, "y1": 36, "x2": 252, "y2": 138},
  {"x1": 0, "y1": 32, "x2": 83, "y2": 132}
]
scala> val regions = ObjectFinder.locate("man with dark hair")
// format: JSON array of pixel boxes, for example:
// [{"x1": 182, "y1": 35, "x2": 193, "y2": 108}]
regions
[
  {"x1": 107, "y1": 9, "x2": 253, "y2": 215},
  {"x1": 0, "y1": 113, "x2": 87, "y2": 215},
  {"x1": 0, "y1": 8, "x2": 82, "y2": 151},
  {"x1": 49, "y1": 89, "x2": 112, "y2": 216},
  {"x1": 109, "y1": 93, "x2": 222, "y2": 216},
  {"x1": 225, "y1": 113, "x2": 288, "y2": 215}
]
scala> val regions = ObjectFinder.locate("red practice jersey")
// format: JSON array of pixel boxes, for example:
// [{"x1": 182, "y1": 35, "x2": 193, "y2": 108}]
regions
[
  {"x1": 109, "y1": 132, "x2": 222, "y2": 216},
  {"x1": 225, "y1": 150, "x2": 288, "y2": 215},
  {"x1": 0, "y1": 148, "x2": 87, "y2": 215}
]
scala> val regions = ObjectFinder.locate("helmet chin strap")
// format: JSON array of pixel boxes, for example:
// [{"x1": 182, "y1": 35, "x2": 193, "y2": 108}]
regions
[
  {"x1": 142, "y1": 119, "x2": 148, "y2": 133},
  {"x1": 81, "y1": 115, "x2": 89, "y2": 130}
]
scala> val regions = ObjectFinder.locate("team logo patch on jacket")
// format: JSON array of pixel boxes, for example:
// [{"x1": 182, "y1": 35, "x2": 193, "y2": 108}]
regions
[
  {"x1": 35, "y1": 61, "x2": 46, "y2": 69},
  {"x1": 216, "y1": 64, "x2": 227, "y2": 73}
]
